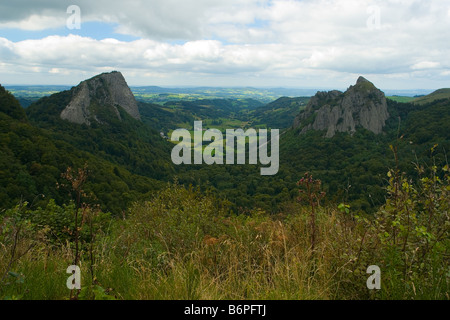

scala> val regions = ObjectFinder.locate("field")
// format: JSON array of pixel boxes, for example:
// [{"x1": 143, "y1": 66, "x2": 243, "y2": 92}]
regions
[
  {"x1": 131, "y1": 87, "x2": 318, "y2": 104},
  {"x1": 386, "y1": 96, "x2": 416, "y2": 103}
]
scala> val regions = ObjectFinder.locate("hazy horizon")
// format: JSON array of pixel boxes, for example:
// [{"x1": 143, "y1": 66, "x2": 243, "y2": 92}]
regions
[{"x1": 3, "y1": 82, "x2": 436, "y2": 99}]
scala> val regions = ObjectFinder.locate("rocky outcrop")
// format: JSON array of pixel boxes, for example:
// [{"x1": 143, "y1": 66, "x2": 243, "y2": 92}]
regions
[
  {"x1": 61, "y1": 71, "x2": 140, "y2": 125},
  {"x1": 294, "y1": 77, "x2": 389, "y2": 138}
]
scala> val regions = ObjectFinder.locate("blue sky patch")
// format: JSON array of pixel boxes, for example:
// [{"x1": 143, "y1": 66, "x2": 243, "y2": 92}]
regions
[{"x1": 0, "y1": 21, "x2": 140, "y2": 42}]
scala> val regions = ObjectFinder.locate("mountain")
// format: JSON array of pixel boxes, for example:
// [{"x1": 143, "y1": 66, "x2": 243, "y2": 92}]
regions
[
  {"x1": 26, "y1": 72, "x2": 173, "y2": 181},
  {"x1": 413, "y1": 88, "x2": 450, "y2": 105},
  {"x1": 275, "y1": 79, "x2": 450, "y2": 212},
  {"x1": 294, "y1": 77, "x2": 389, "y2": 138},
  {"x1": 60, "y1": 71, "x2": 140, "y2": 125},
  {"x1": 0, "y1": 84, "x2": 166, "y2": 213},
  {"x1": 12, "y1": 72, "x2": 179, "y2": 213}
]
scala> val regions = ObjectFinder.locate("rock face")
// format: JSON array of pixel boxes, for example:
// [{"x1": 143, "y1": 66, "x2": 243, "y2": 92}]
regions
[
  {"x1": 61, "y1": 71, "x2": 140, "y2": 125},
  {"x1": 294, "y1": 77, "x2": 389, "y2": 138}
]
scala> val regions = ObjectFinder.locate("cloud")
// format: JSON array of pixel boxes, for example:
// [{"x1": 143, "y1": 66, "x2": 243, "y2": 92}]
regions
[
  {"x1": 0, "y1": 0, "x2": 449, "y2": 88},
  {"x1": 0, "y1": 0, "x2": 264, "y2": 40},
  {"x1": 411, "y1": 61, "x2": 441, "y2": 70}
]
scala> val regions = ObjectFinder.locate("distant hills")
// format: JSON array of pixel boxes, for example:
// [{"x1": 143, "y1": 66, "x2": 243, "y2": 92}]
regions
[
  {"x1": 1, "y1": 71, "x2": 449, "y2": 214},
  {"x1": 5, "y1": 84, "x2": 316, "y2": 109},
  {"x1": 131, "y1": 86, "x2": 319, "y2": 104},
  {"x1": 388, "y1": 88, "x2": 450, "y2": 105},
  {"x1": 413, "y1": 88, "x2": 450, "y2": 105},
  {"x1": 6, "y1": 83, "x2": 447, "y2": 109}
]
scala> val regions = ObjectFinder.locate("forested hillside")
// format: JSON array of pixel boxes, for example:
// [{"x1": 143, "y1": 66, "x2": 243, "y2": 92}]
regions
[
  {"x1": 0, "y1": 85, "x2": 167, "y2": 214},
  {"x1": 2, "y1": 77, "x2": 449, "y2": 215},
  {"x1": 250, "y1": 96, "x2": 309, "y2": 129},
  {"x1": 174, "y1": 90, "x2": 450, "y2": 214}
]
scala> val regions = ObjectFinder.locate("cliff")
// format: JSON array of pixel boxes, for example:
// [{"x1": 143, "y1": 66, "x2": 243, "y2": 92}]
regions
[
  {"x1": 60, "y1": 71, "x2": 140, "y2": 125},
  {"x1": 294, "y1": 77, "x2": 389, "y2": 137}
]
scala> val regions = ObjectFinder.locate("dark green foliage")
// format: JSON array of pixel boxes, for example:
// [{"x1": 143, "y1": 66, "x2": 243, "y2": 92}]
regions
[
  {"x1": 251, "y1": 97, "x2": 309, "y2": 128},
  {"x1": 2, "y1": 83, "x2": 449, "y2": 219},
  {"x1": 0, "y1": 88, "x2": 167, "y2": 214},
  {"x1": 173, "y1": 98, "x2": 449, "y2": 214},
  {"x1": 162, "y1": 99, "x2": 263, "y2": 123},
  {"x1": 25, "y1": 90, "x2": 72, "y2": 125},
  {"x1": 26, "y1": 88, "x2": 175, "y2": 181},
  {"x1": 139, "y1": 101, "x2": 195, "y2": 132},
  {"x1": 339, "y1": 160, "x2": 450, "y2": 299},
  {"x1": 139, "y1": 98, "x2": 266, "y2": 134},
  {"x1": 4, "y1": 199, "x2": 110, "y2": 244},
  {"x1": 0, "y1": 86, "x2": 27, "y2": 121},
  {"x1": 375, "y1": 163, "x2": 449, "y2": 299}
]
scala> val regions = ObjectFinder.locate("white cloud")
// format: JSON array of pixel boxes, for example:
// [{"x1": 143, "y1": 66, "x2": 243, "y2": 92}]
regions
[
  {"x1": 0, "y1": 14, "x2": 64, "y2": 31},
  {"x1": 0, "y1": 0, "x2": 449, "y2": 88},
  {"x1": 0, "y1": 0, "x2": 264, "y2": 40},
  {"x1": 411, "y1": 61, "x2": 441, "y2": 70}
]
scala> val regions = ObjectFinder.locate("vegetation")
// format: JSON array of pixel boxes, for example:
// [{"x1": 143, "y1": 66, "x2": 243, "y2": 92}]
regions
[
  {"x1": 387, "y1": 96, "x2": 416, "y2": 103},
  {"x1": 130, "y1": 86, "x2": 316, "y2": 104},
  {"x1": 4, "y1": 85, "x2": 71, "y2": 108},
  {"x1": 413, "y1": 88, "x2": 450, "y2": 105},
  {"x1": 0, "y1": 159, "x2": 448, "y2": 299},
  {"x1": 173, "y1": 98, "x2": 449, "y2": 215},
  {"x1": 0, "y1": 86, "x2": 166, "y2": 214},
  {"x1": 0, "y1": 83, "x2": 449, "y2": 300},
  {"x1": 250, "y1": 97, "x2": 309, "y2": 129}
]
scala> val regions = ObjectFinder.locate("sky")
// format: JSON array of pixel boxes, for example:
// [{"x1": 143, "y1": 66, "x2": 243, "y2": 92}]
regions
[{"x1": 0, "y1": 0, "x2": 449, "y2": 90}]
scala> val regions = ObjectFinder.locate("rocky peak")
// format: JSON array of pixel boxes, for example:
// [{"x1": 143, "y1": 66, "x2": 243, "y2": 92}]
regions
[
  {"x1": 350, "y1": 76, "x2": 377, "y2": 93},
  {"x1": 294, "y1": 77, "x2": 389, "y2": 138},
  {"x1": 60, "y1": 71, "x2": 140, "y2": 125},
  {"x1": 356, "y1": 76, "x2": 370, "y2": 85}
]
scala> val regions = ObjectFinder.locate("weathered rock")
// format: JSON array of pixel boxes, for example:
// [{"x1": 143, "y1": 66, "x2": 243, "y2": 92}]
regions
[
  {"x1": 294, "y1": 76, "x2": 389, "y2": 138},
  {"x1": 61, "y1": 71, "x2": 140, "y2": 125}
]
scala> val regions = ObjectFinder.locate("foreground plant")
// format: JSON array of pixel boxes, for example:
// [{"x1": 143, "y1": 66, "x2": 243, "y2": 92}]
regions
[{"x1": 297, "y1": 173, "x2": 326, "y2": 252}]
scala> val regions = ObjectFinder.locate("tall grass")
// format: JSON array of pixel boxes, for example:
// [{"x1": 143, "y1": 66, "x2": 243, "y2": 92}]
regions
[{"x1": 0, "y1": 166, "x2": 448, "y2": 300}]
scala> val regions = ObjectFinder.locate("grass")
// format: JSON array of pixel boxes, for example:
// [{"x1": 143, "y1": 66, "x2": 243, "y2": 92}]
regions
[
  {"x1": 1, "y1": 167, "x2": 448, "y2": 300},
  {"x1": 0, "y1": 205, "x2": 353, "y2": 300},
  {"x1": 387, "y1": 96, "x2": 416, "y2": 103}
]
